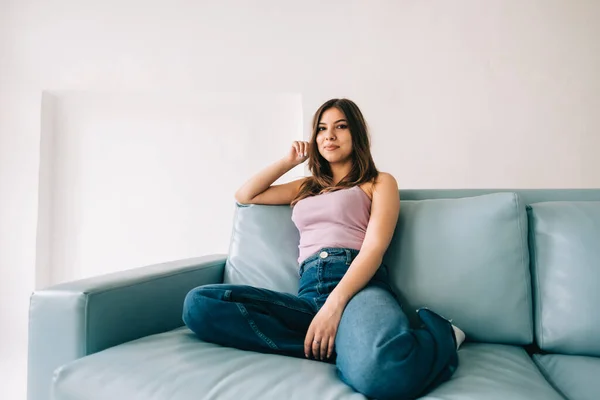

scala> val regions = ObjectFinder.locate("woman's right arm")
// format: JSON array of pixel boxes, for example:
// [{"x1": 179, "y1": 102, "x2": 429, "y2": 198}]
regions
[{"x1": 234, "y1": 141, "x2": 310, "y2": 205}]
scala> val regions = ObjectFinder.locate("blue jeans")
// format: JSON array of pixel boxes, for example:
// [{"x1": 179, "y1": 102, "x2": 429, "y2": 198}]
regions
[{"x1": 183, "y1": 247, "x2": 459, "y2": 400}]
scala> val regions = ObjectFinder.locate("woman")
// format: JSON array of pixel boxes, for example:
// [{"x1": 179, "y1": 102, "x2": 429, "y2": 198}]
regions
[{"x1": 183, "y1": 98, "x2": 465, "y2": 400}]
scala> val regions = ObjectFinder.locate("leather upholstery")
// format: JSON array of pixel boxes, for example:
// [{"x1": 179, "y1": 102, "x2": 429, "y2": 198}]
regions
[
  {"x1": 384, "y1": 193, "x2": 532, "y2": 344},
  {"x1": 420, "y1": 344, "x2": 563, "y2": 400},
  {"x1": 28, "y1": 255, "x2": 226, "y2": 400},
  {"x1": 399, "y1": 189, "x2": 600, "y2": 203},
  {"x1": 28, "y1": 189, "x2": 600, "y2": 400},
  {"x1": 528, "y1": 201, "x2": 600, "y2": 356},
  {"x1": 224, "y1": 193, "x2": 533, "y2": 345},
  {"x1": 534, "y1": 354, "x2": 600, "y2": 400},
  {"x1": 52, "y1": 327, "x2": 364, "y2": 400},
  {"x1": 224, "y1": 203, "x2": 300, "y2": 294},
  {"x1": 52, "y1": 328, "x2": 560, "y2": 400}
]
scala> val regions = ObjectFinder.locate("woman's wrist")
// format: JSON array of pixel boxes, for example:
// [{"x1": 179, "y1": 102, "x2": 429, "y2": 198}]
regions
[
  {"x1": 278, "y1": 157, "x2": 301, "y2": 169},
  {"x1": 326, "y1": 290, "x2": 351, "y2": 311}
]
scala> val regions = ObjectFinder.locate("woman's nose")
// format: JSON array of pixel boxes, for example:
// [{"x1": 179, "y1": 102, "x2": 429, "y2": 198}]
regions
[{"x1": 324, "y1": 130, "x2": 336, "y2": 140}]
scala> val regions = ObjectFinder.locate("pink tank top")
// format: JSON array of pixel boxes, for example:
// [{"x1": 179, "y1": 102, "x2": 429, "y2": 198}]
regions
[{"x1": 291, "y1": 186, "x2": 372, "y2": 264}]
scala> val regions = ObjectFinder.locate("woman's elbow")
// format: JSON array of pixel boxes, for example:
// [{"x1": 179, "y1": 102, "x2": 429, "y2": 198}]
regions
[{"x1": 234, "y1": 191, "x2": 252, "y2": 204}]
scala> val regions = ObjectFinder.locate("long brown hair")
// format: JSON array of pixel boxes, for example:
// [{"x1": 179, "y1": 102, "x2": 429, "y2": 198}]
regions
[{"x1": 291, "y1": 98, "x2": 379, "y2": 206}]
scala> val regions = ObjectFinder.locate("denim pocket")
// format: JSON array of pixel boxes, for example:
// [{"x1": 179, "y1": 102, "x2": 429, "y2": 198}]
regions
[
  {"x1": 298, "y1": 262, "x2": 319, "y2": 298},
  {"x1": 322, "y1": 260, "x2": 349, "y2": 282},
  {"x1": 299, "y1": 258, "x2": 318, "y2": 278}
]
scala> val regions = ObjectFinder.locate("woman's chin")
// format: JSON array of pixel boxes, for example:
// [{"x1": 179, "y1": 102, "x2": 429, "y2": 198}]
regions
[{"x1": 326, "y1": 155, "x2": 350, "y2": 164}]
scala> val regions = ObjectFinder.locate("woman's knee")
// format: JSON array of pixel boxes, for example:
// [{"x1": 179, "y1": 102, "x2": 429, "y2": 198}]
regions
[
  {"x1": 336, "y1": 333, "x2": 421, "y2": 399},
  {"x1": 337, "y1": 354, "x2": 415, "y2": 399},
  {"x1": 182, "y1": 285, "x2": 222, "y2": 335}
]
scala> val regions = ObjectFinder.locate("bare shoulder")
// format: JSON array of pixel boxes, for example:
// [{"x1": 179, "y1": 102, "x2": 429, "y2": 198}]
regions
[
  {"x1": 360, "y1": 172, "x2": 398, "y2": 199},
  {"x1": 372, "y1": 172, "x2": 400, "y2": 219},
  {"x1": 374, "y1": 172, "x2": 398, "y2": 188}
]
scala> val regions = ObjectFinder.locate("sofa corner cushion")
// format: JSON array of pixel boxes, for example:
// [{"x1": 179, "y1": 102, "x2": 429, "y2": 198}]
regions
[
  {"x1": 223, "y1": 203, "x2": 301, "y2": 294},
  {"x1": 533, "y1": 353, "x2": 600, "y2": 400},
  {"x1": 385, "y1": 192, "x2": 533, "y2": 344},
  {"x1": 528, "y1": 201, "x2": 600, "y2": 356}
]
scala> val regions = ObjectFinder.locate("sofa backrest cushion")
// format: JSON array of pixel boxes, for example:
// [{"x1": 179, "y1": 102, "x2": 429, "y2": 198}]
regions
[
  {"x1": 224, "y1": 203, "x2": 300, "y2": 295},
  {"x1": 383, "y1": 192, "x2": 533, "y2": 345},
  {"x1": 528, "y1": 201, "x2": 600, "y2": 357},
  {"x1": 224, "y1": 192, "x2": 534, "y2": 345}
]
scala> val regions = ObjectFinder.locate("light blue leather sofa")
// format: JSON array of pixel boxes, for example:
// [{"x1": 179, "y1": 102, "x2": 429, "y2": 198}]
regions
[{"x1": 28, "y1": 189, "x2": 600, "y2": 400}]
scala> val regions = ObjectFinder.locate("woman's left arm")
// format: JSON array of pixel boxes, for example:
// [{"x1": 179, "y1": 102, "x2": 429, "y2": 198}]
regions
[
  {"x1": 328, "y1": 172, "x2": 400, "y2": 306},
  {"x1": 304, "y1": 173, "x2": 400, "y2": 360}
]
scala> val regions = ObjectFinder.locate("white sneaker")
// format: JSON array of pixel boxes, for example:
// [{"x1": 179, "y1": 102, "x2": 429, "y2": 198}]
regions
[{"x1": 452, "y1": 325, "x2": 466, "y2": 350}]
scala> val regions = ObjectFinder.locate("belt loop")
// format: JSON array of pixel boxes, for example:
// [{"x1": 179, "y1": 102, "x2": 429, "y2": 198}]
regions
[{"x1": 345, "y1": 249, "x2": 351, "y2": 265}]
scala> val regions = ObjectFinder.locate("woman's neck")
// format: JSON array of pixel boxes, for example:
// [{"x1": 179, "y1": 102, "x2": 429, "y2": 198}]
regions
[{"x1": 330, "y1": 161, "x2": 353, "y2": 185}]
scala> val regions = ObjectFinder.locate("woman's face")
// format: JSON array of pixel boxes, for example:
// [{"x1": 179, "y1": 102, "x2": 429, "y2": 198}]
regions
[{"x1": 316, "y1": 107, "x2": 353, "y2": 164}]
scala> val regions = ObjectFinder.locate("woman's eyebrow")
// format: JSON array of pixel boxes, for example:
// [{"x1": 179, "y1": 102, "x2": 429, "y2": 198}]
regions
[{"x1": 318, "y1": 119, "x2": 347, "y2": 125}]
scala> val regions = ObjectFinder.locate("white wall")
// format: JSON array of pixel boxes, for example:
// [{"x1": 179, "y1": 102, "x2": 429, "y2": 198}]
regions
[
  {"x1": 1, "y1": 1, "x2": 600, "y2": 396},
  {"x1": 36, "y1": 91, "x2": 303, "y2": 287}
]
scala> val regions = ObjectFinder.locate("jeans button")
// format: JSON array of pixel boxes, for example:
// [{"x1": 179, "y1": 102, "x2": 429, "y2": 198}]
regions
[{"x1": 319, "y1": 251, "x2": 328, "y2": 259}]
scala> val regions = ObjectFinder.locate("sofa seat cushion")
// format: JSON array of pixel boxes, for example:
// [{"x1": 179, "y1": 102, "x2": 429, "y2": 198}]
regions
[
  {"x1": 533, "y1": 354, "x2": 600, "y2": 400},
  {"x1": 52, "y1": 327, "x2": 364, "y2": 400},
  {"x1": 421, "y1": 344, "x2": 562, "y2": 400},
  {"x1": 53, "y1": 328, "x2": 562, "y2": 400}
]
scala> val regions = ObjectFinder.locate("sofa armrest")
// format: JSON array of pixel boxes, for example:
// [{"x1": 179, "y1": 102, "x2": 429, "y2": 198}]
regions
[{"x1": 27, "y1": 254, "x2": 226, "y2": 400}]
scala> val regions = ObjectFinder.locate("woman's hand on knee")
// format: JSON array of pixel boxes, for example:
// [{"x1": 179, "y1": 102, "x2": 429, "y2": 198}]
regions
[{"x1": 304, "y1": 303, "x2": 343, "y2": 360}]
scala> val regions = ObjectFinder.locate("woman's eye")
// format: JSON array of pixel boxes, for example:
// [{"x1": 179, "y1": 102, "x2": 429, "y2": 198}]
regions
[
  {"x1": 317, "y1": 127, "x2": 326, "y2": 131},
  {"x1": 337, "y1": 124, "x2": 348, "y2": 129}
]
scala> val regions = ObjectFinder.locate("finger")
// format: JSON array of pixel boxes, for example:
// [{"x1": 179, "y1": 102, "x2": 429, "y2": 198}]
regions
[
  {"x1": 302, "y1": 141, "x2": 308, "y2": 157},
  {"x1": 292, "y1": 142, "x2": 300, "y2": 157},
  {"x1": 304, "y1": 336, "x2": 311, "y2": 358},
  {"x1": 312, "y1": 338, "x2": 321, "y2": 359},
  {"x1": 304, "y1": 328, "x2": 314, "y2": 358},
  {"x1": 327, "y1": 337, "x2": 335, "y2": 359},
  {"x1": 320, "y1": 338, "x2": 329, "y2": 360}
]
